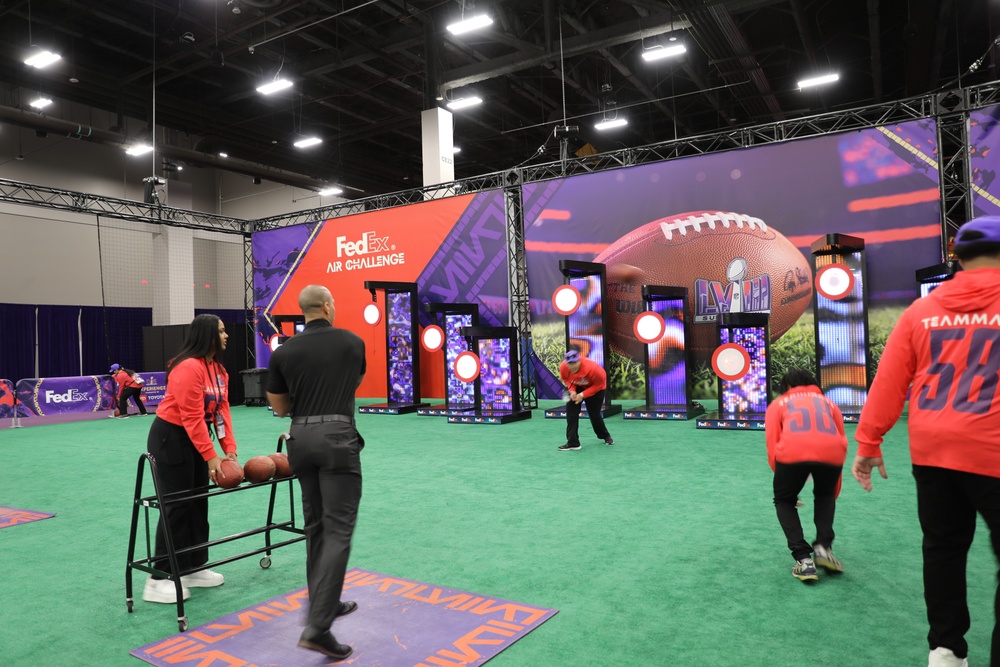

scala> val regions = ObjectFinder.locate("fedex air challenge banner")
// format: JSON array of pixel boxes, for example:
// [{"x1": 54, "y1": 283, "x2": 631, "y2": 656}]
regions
[
  {"x1": 253, "y1": 193, "x2": 510, "y2": 399},
  {"x1": 525, "y1": 119, "x2": 943, "y2": 399}
]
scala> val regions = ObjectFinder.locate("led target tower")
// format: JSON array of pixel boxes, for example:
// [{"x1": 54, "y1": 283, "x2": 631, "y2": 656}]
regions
[
  {"x1": 916, "y1": 260, "x2": 959, "y2": 298},
  {"x1": 417, "y1": 303, "x2": 480, "y2": 416},
  {"x1": 448, "y1": 326, "x2": 531, "y2": 425},
  {"x1": 623, "y1": 286, "x2": 705, "y2": 420},
  {"x1": 810, "y1": 234, "x2": 871, "y2": 421},
  {"x1": 359, "y1": 281, "x2": 428, "y2": 415},
  {"x1": 697, "y1": 313, "x2": 771, "y2": 429},
  {"x1": 545, "y1": 260, "x2": 622, "y2": 419}
]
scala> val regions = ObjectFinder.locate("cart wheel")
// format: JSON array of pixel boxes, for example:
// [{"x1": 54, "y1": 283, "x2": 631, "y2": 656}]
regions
[
  {"x1": 179, "y1": 617, "x2": 188, "y2": 632},
  {"x1": 127, "y1": 600, "x2": 134, "y2": 613},
  {"x1": 260, "y1": 556, "x2": 272, "y2": 569}
]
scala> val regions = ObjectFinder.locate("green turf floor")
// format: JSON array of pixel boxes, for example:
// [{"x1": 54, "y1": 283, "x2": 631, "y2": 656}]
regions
[{"x1": 1, "y1": 403, "x2": 995, "y2": 666}]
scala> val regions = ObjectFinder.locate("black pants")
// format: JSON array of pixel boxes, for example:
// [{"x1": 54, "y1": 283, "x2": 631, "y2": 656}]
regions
[
  {"x1": 121, "y1": 386, "x2": 147, "y2": 415},
  {"x1": 566, "y1": 390, "x2": 611, "y2": 445},
  {"x1": 147, "y1": 417, "x2": 209, "y2": 578},
  {"x1": 287, "y1": 421, "x2": 363, "y2": 632},
  {"x1": 773, "y1": 461, "x2": 842, "y2": 562},
  {"x1": 913, "y1": 464, "x2": 1000, "y2": 662}
]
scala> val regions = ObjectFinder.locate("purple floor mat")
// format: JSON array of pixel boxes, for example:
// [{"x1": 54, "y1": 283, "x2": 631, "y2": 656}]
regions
[
  {"x1": 0, "y1": 506, "x2": 55, "y2": 528},
  {"x1": 131, "y1": 567, "x2": 558, "y2": 666}
]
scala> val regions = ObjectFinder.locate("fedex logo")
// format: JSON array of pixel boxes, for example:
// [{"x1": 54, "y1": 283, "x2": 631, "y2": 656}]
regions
[
  {"x1": 336, "y1": 231, "x2": 390, "y2": 257},
  {"x1": 45, "y1": 389, "x2": 88, "y2": 403}
]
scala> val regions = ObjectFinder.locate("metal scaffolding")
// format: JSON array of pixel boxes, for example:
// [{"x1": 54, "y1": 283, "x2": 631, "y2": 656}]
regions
[{"x1": 504, "y1": 183, "x2": 536, "y2": 409}]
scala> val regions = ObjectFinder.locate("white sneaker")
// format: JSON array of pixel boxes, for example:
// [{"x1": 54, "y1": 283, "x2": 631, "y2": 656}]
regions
[
  {"x1": 929, "y1": 647, "x2": 969, "y2": 667},
  {"x1": 142, "y1": 577, "x2": 191, "y2": 604},
  {"x1": 181, "y1": 569, "x2": 225, "y2": 588}
]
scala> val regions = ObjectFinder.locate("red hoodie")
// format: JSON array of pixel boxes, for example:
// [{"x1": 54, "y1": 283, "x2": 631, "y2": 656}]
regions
[
  {"x1": 765, "y1": 385, "x2": 847, "y2": 471},
  {"x1": 559, "y1": 358, "x2": 607, "y2": 398},
  {"x1": 856, "y1": 267, "x2": 1000, "y2": 477},
  {"x1": 155, "y1": 358, "x2": 237, "y2": 462}
]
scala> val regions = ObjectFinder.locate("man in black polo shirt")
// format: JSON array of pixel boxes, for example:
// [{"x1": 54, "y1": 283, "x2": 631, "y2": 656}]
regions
[{"x1": 266, "y1": 284, "x2": 366, "y2": 661}]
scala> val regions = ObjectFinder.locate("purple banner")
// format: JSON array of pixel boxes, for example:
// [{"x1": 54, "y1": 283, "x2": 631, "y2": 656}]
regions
[
  {"x1": 15, "y1": 375, "x2": 115, "y2": 416},
  {"x1": 969, "y1": 105, "x2": 1000, "y2": 217},
  {"x1": 0, "y1": 379, "x2": 27, "y2": 418},
  {"x1": 132, "y1": 568, "x2": 557, "y2": 667},
  {"x1": 136, "y1": 371, "x2": 167, "y2": 407}
]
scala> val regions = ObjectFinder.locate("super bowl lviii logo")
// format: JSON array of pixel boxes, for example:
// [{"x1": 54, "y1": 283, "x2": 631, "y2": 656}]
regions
[{"x1": 694, "y1": 258, "x2": 771, "y2": 323}]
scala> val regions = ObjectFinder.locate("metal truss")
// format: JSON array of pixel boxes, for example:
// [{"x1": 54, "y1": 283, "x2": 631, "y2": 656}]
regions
[
  {"x1": 935, "y1": 89, "x2": 973, "y2": 248},
  {"x1": 0, "y1": 177, "x2": 246, "y2": 233},
  {"x1": 504, "y1": 185, "x2": 537, "y2": 410},
  {"x1": 243, "y1": 232, "x2": 256, "y2": 369}
]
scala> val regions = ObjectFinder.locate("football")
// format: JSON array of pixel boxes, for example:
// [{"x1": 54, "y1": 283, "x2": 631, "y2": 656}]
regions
[{"x1": 595, "y1": 211, "x2": 813, "y2": 358}]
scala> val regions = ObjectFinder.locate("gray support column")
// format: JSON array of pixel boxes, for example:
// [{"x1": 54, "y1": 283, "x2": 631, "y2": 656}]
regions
[
  {"x1": 421, "y1": 107, "x2": 456, "y2": 192},
  {"x1": 152, "y1": 225, "x2": 195, "y2": 325}
]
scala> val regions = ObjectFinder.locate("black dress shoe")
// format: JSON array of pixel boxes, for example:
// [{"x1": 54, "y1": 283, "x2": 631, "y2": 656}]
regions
[
  {"x1": 298, "y1": 630, "x2": 352, "y2": 660},
  {"x1": 337, "y1": 600, "x2": 358, "y2": 617}
]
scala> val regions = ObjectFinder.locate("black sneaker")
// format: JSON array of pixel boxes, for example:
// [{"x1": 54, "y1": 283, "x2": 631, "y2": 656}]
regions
[
  {"x1": 558, "y1": 443, "x2": 581, "y2": 451},
  {"x1": 604, "y1": 437, "x2": 615, "y2": 446},
  {"x1": 298, "y1": 629, "x2": 352, "y2": 660}
]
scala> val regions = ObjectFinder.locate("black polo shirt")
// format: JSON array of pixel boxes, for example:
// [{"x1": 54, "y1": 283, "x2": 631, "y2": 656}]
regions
[{"x1": 266, "y1": 319, "x2": 366, "y2": 417}]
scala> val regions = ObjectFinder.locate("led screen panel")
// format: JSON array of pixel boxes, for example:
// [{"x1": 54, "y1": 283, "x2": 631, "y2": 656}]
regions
[
  {"x1": 445, "y1": 313, "x2": 475, "y2": 407},
  {"x1": 386, "y1": 291, "x2": 415, "y2": 403},
  {"x1": 478, "y1": 337, "x2": 514, "y2": 412},
  {"x1": 567, "y1": 274, "x2": 605, "y2": 368},
  {"x1": 718, "y1": 326, "x2": 768, "y2": 414},
  {"x1": 647, "y1": 298, "x2": 688, "y2": 406},
  {"x1": 815, "y1": 254, "x2": 868, "y2": 411},
  {"x1": 919, "y1": 281, "x2": 946, "y2": 298}
]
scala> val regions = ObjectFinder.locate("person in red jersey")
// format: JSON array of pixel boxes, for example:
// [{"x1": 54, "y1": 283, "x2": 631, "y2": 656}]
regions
[
  {"x1": 142, "y1": 314, "x2": 237, "y2": 605},
  {"x1": 853, "y1": 216, "x2": 1000, "y2": 667},
  {"x1": 765, "y1": 368, "x2": 847, "y2": 583},
  {"x1": 558, "y1": 348, "x2": 613, "y2": 451},
  {"x1": 109, "y1": 363, "x2": 147, "y2": 417}
]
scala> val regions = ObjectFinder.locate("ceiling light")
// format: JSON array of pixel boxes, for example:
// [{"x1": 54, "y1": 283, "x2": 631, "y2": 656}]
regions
[
  {"x1": 641, "y1": 44, "x2": 687, "y2": 62},
  {"x1": 126, "y1": 143, "x2": 153, "y2": 156},
  {"x1": 452, "y1": 146, "x2": 461, "y2": 154},
  {"x1": 446, "y1": 14, "x2": 493, "y2": 35},
  {"x1": 256, "y1": 78, "x2": 293, "y2": 95},
  {"x1": 595, "y1": 118, "x2": 628, "y2": 131},
  {"x1": 798, "y1": 73, "x2": 840, "y2": 89},
  {"x1": 29, "y1": 97, "x2": 52, "y2": 110},
  {"x1": 318, "y1": 187, "x2": 343, "y2": 196},
  {"x1": 446, "y1": 96, "x2": 482, "y2": 110},
  {"x1": 293, "y1": 137, "x2": 323, "y2": 148},
  {"x1": 218, "y1": 152, "x2": 228, "y2": 158},
  {"x1": 24, "y1": 50, "x2": 61, "y2": 69}
]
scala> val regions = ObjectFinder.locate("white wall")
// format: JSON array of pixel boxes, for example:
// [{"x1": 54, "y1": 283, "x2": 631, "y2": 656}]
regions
[{"x1": 218, "y1": 170, "x2": 346, "y2": 219}]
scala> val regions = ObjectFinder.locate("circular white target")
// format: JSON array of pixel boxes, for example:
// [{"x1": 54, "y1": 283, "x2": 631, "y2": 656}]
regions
[
  {"x1": 815, "y1": 263, "x2": 855, "y2": 301},
  {"x1": 421, "y1": 325, "x2": 444, "y2": 352},
  {"x1": 363, "y1": 303, "x2": 382, "y2": 325},
  {"x1": 454, "y1": 351, "x2": 481, "y2": 383},
  {"x1": 712, "y1": 343, "x2": 751, "y2": 381},
  {"x1": 633, "y1": 311, "x2": 665, "y2": 344},
  {"x1": 551, "y1": 284, "x2": 582, "y2": 316}
]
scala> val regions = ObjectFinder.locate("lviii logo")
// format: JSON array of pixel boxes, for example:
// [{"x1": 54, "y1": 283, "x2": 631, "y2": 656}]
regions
[{"x1": 336, "y1": 231, "x2": 391, "y2": 257}]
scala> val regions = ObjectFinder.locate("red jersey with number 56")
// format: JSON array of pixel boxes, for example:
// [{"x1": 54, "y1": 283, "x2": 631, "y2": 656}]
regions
[
  {"x1": 765, "y1": 385, "x2": 847, "y2": 471},
  {"x1": 856, "y1": 267, "x2": 1000, "y2": 477}
]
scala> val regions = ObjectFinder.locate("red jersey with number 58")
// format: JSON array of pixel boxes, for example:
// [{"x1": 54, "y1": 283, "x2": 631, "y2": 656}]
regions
[
  {"x1": 765, "y1": 385, "x2": 847, "y2": 471},
  {"x1": 856, "y1": 267, "x2": 1000, "y2": 477}
]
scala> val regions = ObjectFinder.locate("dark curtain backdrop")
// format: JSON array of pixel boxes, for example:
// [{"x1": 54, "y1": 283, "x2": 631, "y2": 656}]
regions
[
  {"x1": 196, "y1": 308, "x2": 247, "y2": 324},
  {"x1": 104, "y1": 307, "x2": 152, "y2": 372},
  {"x1": 36, "y1": 305, "x2": 81, "y2": 377},
  {"x1": 0, "y1": 303, "x2": 37, "y2": 381}
]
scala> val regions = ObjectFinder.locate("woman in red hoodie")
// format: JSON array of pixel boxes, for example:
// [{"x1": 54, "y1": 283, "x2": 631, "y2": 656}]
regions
[
  {"x1": 765, "y1": 368, "x2": 847, "y2": 583},
  {"x1": 854, "y1": 216, "x2": 1000, "y2": 667}
]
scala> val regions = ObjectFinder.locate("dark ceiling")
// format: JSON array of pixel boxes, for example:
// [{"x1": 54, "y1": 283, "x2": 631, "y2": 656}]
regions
[{"x1": 0, "y1": 0, "x2": 998, "y2": 197}]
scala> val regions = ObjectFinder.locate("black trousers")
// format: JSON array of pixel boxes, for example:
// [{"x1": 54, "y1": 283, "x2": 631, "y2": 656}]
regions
[
  {"x1": 147, "y1": 417, "x2": 210, "y2": 577},
  {"x1": 913, "y1": 464, "x2": 1000, "y2": 663},
  {"x1": 773, "y1": 461, "x2": 842, "y2": 562},
  {"x1": 121, "y1": 386, "x2": 147, "y2": 415},
  {"x1": 287, "y1": 421, "x2": 363, "y2": 632},
  {"x1": 565, "y1": 390, "x2": 611, "y2": 445}
]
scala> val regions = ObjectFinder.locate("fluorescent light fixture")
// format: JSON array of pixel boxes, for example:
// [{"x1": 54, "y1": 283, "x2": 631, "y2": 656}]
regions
[
  {"x1": 446, "y1": 96, "x2": 482, "y2": 110},
  {"x1": 446, "y1": 14, "x2": 493, "y2": 35},
  {"x1": 24, "y1": 50, "x2": 61, "y2": 69},
  {"x1": 29, "y1": 97, "x2": 52, "y2": 109},
  {"x1": 218, "y1": 152, "x2": 228, "y2": 158},
  {"x1": 318, "y1": 187, "x2": 343, "y2": 196},
  {"x1": 125, "y1": 143, "x2": 153, "y2": 156},
  {"x1": 452, "y1": 146, "x2": 461, "y2": 154},
  {"x1": 256, "y1": 78, "x2": 293, "y2": 95},
  {"x1": 595, "y1": 118, "x2": 628, "y2": 131},
  {"x1": 798, "y1": 73, "x2": 840, "y2": 89},
  {"x1": 293, "y1": 136, "x2": 323, "y2": 148},
  {"x1": 641, "y1": 44, "x2": 687, "y2": 62}
]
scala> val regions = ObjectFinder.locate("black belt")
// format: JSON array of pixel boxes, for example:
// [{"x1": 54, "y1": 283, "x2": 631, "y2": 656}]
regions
[{"x1": 291, "y1": 414, "x2": 353, "y2": 426}]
